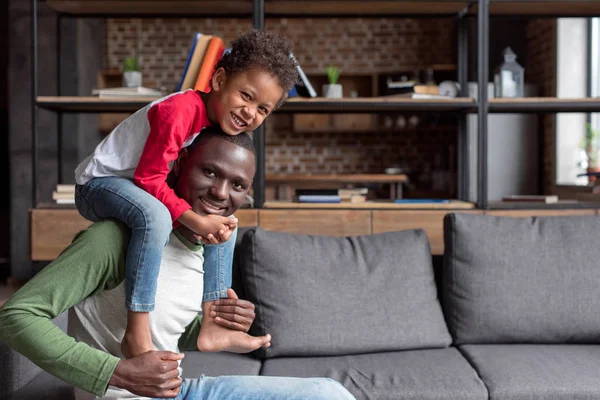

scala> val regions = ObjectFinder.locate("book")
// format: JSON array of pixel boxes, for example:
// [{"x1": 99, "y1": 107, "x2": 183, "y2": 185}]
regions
[
  {"x1": 92, "y1": 86, "x2": 165, "y2": 98},
  {"x1": 52, "y1": 191, "x2": 74, "y2": 200},
  {"x1": 194, "y1": 36, "x2": 225, "y2": 92},
  {"x1": 501, "y1": 195, "x2": 559, "y2": 204},
  {"x1": 176, "y1": 33, "x2": 200, "y2": 92},
  {"x1": 55, "y1": 184, "x2": 75, "y2": 193},
  {"x1": 180, "y1": 34, "x2": 212, "y2": 91},
  {"x1": 296, "y1": 195, "x2": 341, "y2": 203},
  {"x1": 393, "y1": 199, "x2": 451, "y2": 204},
  {"x1": 55, "y1": 198, "x2": 75, "y2": 205},
  {"x1": 295, "y1": 189, "x2": 338, "y2": 196},
  {"x1": 290, "y1": 53, "x2": 316, "y2": 98}
]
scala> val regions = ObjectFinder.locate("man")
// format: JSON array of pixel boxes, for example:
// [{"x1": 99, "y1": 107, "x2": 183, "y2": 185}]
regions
[{"x1": 0, "y1": 129, "x2": 355, "y2": 400}]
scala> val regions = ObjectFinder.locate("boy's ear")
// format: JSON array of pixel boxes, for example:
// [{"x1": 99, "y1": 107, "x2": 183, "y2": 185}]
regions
[{"x1": 211, "y1": 67, "x2": 227, "y2": 93}]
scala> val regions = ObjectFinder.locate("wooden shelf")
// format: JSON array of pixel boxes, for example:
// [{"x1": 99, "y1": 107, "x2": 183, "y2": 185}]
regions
[
  {"x1": 36, "y1": 96, "x2": 477, "y2": 113},
  {"x1": 37, "y1": 96, "x2": 600, "y2": 115},
  {"x1": 263, "y1": 200, "x2": 475, "y2": 209},
  {"x1": 45, "y1": 0, "x2": 600, "y2": 17},
  {"x1": 279, "y1": 97, "x2": 477, "y2": 113},
  {"x1": 488, "y1": 98, "x2": 600, "y2": 113},
  {"x1": 266, "y1": 174, "x2": 409, "y2": 184},
  {"x1": 46, "y1": 0, "x2": 475, "y2": 17},
  {"x1": 37, "y1": 96, "x2": 158, "y2": 113},
  {"x1": 487, "y1": 200, "x2": 600, "y2": 210},
  {"x1": 486, "y1": 0, "x2": 600, "y2": 17},
  {"x1": 46, "y1": 1, "x2": 254, "y2": 16},
  {"x1": 265, "y1": 1, "x2": 474, "y2": 16}
]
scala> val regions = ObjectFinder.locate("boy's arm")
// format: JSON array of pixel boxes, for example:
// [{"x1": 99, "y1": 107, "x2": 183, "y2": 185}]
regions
[
  {"x1": 0, "y1": 221, "x2": 129, "y2": 397},
  {"x1": 134, "y1": 93, "x2": 201, "y2": 222}
]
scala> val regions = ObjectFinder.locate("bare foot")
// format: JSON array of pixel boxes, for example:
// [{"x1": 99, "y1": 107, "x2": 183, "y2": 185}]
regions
[
  {"x1": 197, "y1": 302, "x2": 271, "y2": 353},
  {"x1": 121, "y1": 311, "x2": 155, "y2": 359}
]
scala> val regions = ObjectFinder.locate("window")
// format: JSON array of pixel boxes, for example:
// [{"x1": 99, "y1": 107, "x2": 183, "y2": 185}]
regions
[{"x1": 555, "y1": 19, "x2": 589, "y2": 185}]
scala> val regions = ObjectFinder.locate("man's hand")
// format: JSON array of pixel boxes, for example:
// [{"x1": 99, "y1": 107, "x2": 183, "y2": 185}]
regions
[
  {"x1": 211, "y1": 288, "x2": 256, "y2": 332},
  {"x1": 108, "y1": 351, "x2": 184, "y2": 398}
]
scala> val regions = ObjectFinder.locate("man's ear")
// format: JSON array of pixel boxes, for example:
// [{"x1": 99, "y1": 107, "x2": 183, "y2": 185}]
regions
[
  {"x1": 210, "y1": 67, "x2": 227, "y2": 93},
  {"x1": 173, "y1": 148, "x2": 189, "y2": 177}
]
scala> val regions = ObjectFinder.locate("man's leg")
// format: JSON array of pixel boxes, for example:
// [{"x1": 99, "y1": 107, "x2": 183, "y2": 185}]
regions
[{"x1": 171, "y1": 375, "x2": 356, "y2": 400}]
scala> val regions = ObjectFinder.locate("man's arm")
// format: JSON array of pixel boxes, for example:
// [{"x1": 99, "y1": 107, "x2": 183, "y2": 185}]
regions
[{"x1": 0, "y1": 221, "x2": 129, "y2": 397}]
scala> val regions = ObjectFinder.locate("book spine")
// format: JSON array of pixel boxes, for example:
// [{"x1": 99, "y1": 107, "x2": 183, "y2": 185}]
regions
[
  {"x1": 176, "y1": 33, "x2": 199, "y2": 92},
  {"x1": 297, "y1": 195, "x2": 341, "y2": 203},
  {"x1": 290, "y1": 53, "x2": 316, "y2": 98}
]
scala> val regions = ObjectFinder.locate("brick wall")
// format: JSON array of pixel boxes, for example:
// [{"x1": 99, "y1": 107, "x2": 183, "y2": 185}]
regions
[
  {"x1": 106, "y1": 18, "x2": 455, "y2": 89},
  {"x1": 106, "y1": 17, "x2": 458, "y2": 198},
  {"x1": 525, "y1": 19, "x2": 557, "y2": 194},
  {"x1": 105, "y1": 17, "x2": 557, "y2": 199}
]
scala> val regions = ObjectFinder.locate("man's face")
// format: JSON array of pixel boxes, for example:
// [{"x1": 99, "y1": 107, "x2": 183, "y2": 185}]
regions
[
  {"x1": 174, "y1": 137, "x2": 255, "y2": 217},
  {"x1": 210, "y1": 67, "x2": 284, "y2": 136}
]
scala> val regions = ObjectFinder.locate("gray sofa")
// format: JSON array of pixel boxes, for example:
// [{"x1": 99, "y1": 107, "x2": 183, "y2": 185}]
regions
[{"x1": 3, "y1": 213, "x2": 600, "y2": 400}]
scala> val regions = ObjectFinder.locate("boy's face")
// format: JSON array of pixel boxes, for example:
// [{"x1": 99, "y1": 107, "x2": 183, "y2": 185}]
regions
[
  {"x1": 174, "y1": 137, "x2": 255, "y2": 217},
  {"x1": 210, "y1": 67, "x2": 284, "y2": 135}
]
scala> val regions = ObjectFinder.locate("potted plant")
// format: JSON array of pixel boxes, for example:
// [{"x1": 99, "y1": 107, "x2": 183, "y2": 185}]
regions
[
  {"x1": 122, "y1": 56, "x2": 142, "y2": 88},
  {"x1": 322, "y1": 65, "x2": 342, "y2": 98},
  {"x1": 583, "y1": 122, "x2": 600, "y2": 182}
]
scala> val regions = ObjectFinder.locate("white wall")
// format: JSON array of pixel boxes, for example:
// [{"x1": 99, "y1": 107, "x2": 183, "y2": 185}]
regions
[{"x1": 556, "y1": 18, "x2": 589, "y2": 184}]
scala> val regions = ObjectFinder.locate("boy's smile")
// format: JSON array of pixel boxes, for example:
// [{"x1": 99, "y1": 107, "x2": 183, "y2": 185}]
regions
[{"x1": 207, "y1": 67, "x2": 285, "y2": 135}]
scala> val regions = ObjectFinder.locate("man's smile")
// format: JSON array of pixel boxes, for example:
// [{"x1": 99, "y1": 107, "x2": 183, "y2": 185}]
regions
[{"x1": 198, "y1": 196, "x2": 226, "y2": 214}]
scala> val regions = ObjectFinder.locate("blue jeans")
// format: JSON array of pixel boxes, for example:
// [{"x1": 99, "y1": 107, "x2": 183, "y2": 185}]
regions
[
  {"x1": 157, "y1": 376, "x2": 356, "y2": 400},
  {"x1": 75, "y1": 176, "x2": 234, "y2": 311}
]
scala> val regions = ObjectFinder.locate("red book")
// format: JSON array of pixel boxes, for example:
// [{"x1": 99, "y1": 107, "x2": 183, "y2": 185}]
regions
[{"x1": 193, "y1": 36, "x2": 225, "y2": 92}]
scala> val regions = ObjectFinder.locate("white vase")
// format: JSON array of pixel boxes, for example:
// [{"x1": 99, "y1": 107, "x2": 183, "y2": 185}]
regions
[
  {"x1": 123, "y1": 71, "x2": 142, "y2": 88},
  {"x1": 322, "y1": 83, "x2": 343, "y2": 98}
]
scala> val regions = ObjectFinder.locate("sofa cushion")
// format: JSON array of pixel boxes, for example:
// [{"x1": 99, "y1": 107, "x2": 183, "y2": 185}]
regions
[
  {"x1": 460, "y1": 344, "x2": 600, "y2": 400},
  {"x1": 9, "y1": 371, "x2": 74, "y2": 400},
  {"x1": 443, "y1": 213, "x2": 600, "y2": 344},
  {"x1": 239, "y1": 228, "x2": 451, "y2": 358},
  {"x1": 180, "y1": 351, "x2": 261, "y2": 377},
  {"x1": 261, "y1": 348, "x2": 488, "y2": 400}
]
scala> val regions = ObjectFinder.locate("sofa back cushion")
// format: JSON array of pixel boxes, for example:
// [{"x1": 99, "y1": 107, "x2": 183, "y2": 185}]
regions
[
  {"x1": 238, "y1": 227, "x2": 451, "y2": 358},
  {"x1": 443, "y1": 213, "x2": 600, "y2": 344}
]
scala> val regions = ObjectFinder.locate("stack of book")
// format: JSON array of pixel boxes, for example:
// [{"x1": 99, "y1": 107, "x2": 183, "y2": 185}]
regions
[
  {"x1": 177, "y1": 33, "x2": 228, "y2": 93},
  {"x1": 92, "y1": 86, "x2": 165, "y2": 98},
  {"x1": 294, "y1": 188, "x2": 368, "y2": 204},
  {"x1": 178, "y1": 35, "x2": 315, "y2": 98},
  {"x1": 52, "y1": 184, "x2": 76, "y2": 205}
]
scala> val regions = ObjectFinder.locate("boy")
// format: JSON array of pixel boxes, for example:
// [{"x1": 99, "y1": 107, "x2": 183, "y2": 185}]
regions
[{"x1": 74, "y1": 30, "x2": 298, "y2": 358}]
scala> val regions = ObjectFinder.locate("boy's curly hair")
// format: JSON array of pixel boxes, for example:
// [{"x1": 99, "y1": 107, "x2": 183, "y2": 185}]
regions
[{"x1": 215, "y1": 30, "x2": 298, "y2": 108}]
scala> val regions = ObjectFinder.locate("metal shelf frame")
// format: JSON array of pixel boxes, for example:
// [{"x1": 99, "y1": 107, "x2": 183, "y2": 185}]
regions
[{"x1": 30, "y1": 0, "x2": 600, "y2": 211}]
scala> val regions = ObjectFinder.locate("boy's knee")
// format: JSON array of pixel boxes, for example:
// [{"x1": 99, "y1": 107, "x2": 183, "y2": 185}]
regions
[{"x1": 143, "y1": 204, "x2": 172, "y2": 234}]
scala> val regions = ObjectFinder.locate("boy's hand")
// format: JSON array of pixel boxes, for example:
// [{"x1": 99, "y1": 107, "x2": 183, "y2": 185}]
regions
[
  {"x1": 210, "y1": 289, "x2": 255, "y2": 332},
  {"x1": 192, "y1": 214, "x2": 237, "y2": 244}
]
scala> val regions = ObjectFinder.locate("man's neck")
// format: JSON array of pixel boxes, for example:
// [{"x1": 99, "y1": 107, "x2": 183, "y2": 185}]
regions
[{"x1": 175, "y1": 224, "x2": 200, "y2": 245}]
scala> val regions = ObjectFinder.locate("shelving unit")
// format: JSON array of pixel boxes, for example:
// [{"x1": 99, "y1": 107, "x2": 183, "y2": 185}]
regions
[{"x1": 27, "y1": 0, "x2": 600, "y2": 261}]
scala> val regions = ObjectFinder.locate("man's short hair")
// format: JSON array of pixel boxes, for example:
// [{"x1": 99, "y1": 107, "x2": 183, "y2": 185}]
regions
[{"x1": 189, "y1": 125, "x2": 256, "y2": 156}]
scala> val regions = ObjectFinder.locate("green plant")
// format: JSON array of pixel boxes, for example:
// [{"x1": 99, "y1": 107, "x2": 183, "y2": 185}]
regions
[
  {"x1": 326, "y1": 65, "x2": 341, "y2": 85},
  {"x1": 583, "y1": 122, "x2": 599, "y2": 168},
  {"x1": 123, "y1": 56, "x2": 140, "y2": 72}
]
